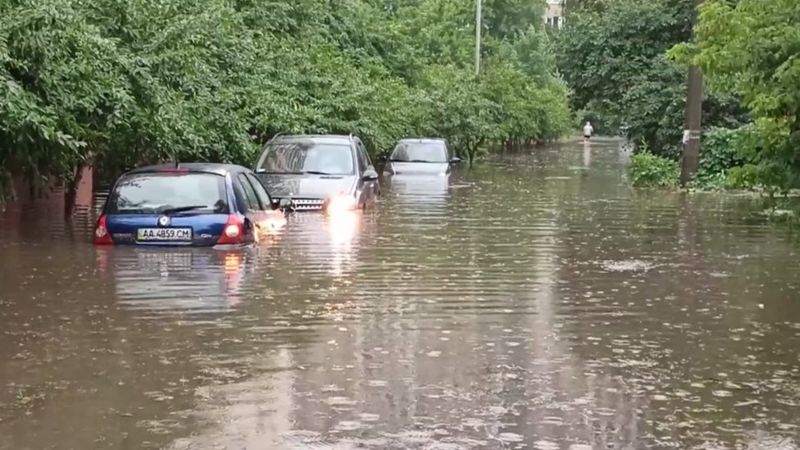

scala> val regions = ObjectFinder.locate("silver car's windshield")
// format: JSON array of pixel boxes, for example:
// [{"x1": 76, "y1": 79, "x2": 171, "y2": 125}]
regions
[
  {"x1": 390, "y1": 142, "x2": 448, "y2": 163},
  {"x1": 258, "y1": 142, "x2": 355, "y2": 175}
]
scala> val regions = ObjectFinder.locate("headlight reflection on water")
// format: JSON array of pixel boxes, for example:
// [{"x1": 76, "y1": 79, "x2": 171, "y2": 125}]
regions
[
  {"x1": 325, "y1": 210, "x2": 360, "y2": 245},
  {"x1": 324, "y1": 194, "x2": 358, "y2": 214},
  {"x1": 324, "y1": 210, "x2": 360, "y2": 277}
]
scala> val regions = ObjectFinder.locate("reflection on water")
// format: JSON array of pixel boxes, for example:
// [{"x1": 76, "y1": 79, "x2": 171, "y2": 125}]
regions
[
  {"x1": 387, "y1": 173, "x2": 450, "y2": 198},
  {"x1": 386, "y1": 173, "x2": 451, "y2": 222},
  {"x1": 1, "y1": 138, "x2": 799, "y2": 449},
  {"x1": 583, "y1": 139, "x2": 592, "y2": 168},
  {"x1": 324, "y1": 211, "x2": 360, "y2": 277},
  {"x1": 280, "y1": 211, "x2": 364, "y2": 278},
  {"x1": 326, "y1": 211, "x2": 360, "y2": 246},
  {"x1": 96, "y1": 247, "x2": 251, "y2": 316}
]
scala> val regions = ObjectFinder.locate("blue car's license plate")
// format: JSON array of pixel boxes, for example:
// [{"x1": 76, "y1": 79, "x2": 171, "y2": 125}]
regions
[{"x1": 137, "y1": 228, "x2": 193, "y2": 241}]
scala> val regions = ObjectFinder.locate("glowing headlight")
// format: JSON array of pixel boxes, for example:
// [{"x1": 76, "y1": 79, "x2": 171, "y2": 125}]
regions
[{"x1": 325, "y1": 194, "x2": 358, "y2": 213}]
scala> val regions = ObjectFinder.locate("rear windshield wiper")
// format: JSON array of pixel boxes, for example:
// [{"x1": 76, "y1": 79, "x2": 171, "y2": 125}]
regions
[
  {"x1": 390, "y1": 159, "x2": 437, "y2": 163},
  {"x1": 159, "y1": 205, "x2": 209, "y2": 215}
]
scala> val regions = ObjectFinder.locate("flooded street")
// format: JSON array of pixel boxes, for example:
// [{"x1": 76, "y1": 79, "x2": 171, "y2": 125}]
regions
[{"x1": 1, "y1": 139, "x2": 799, "y2": 449}]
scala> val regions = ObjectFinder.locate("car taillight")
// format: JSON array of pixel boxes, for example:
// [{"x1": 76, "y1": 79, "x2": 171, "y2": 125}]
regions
[
  {"x1": 216, "y1": 214, "x2": 245, "y2": 245},
  {"x1": 94, "y1": 214, "x2": 113, "y2": 245}
]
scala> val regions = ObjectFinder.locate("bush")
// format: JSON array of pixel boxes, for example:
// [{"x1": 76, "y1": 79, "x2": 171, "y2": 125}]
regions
[
  {"x1": 630, "y1": 149, "x2": 679, "y2": 188},
  {"x1": 724, "y1": 165, "x2": 759, "y2": 190},
  {"x1": 694, "y1": 126, "x2": 749, "y2": 188}
]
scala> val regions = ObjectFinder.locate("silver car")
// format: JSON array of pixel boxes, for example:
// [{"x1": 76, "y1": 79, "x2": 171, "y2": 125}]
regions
[
  {"x1": 254, "y1": 134, "x2": 380, "y2": 212},
  {"x1": 383, "y1": 138, "x2": 461, "y2": 176}
]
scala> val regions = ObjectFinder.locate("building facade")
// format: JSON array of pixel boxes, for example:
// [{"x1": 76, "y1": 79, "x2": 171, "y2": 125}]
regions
[{"x1": 544, "y1": 0, "x2": 565, "y2": 29}]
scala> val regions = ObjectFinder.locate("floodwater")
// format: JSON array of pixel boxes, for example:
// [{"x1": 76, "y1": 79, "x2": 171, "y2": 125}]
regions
[{"x1": 1, "y1": 138, "x2": 799, "y2": 449}]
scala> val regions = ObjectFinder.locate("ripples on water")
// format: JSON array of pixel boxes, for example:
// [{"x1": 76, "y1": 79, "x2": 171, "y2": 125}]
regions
[{"x1": 1, "y1": 138, "x2": 799, "y2": 449}]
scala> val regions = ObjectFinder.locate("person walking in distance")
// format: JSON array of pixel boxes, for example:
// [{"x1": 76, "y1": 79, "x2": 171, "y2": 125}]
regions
[{"x1": 583, "y1": 121, "x2": 594, "y2": 142}]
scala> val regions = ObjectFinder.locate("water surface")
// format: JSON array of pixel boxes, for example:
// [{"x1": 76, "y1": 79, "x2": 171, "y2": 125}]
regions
[{"x1": 1, "y1": 138, "x2": 798, "y2": 449}]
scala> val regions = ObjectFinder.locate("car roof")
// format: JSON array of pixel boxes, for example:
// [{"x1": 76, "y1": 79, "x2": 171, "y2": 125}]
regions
[
  {"x1": 396, "y1": 138, "x2": 446, "y2": 144},
  {"x1": 125, "y1": 163, "x2": 250, "y2": 176},
  {"x1": 270, "y1": 134, "x2": 355, "y2": 146}
]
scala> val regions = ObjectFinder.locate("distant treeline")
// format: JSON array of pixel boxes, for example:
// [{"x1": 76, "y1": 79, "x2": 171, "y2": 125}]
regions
[{"x1": 0, "y1": 0, "x2": 572, "y2": 201}]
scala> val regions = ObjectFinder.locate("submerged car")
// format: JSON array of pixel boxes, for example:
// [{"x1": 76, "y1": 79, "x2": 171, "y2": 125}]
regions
[
  {"x1": 383, "y1": 138, "x2": 461, "y2": 176},
  {"x1": 94, "y1": 163, "x2": 286, "y2": 246},
  {"x1": 254, "y1": 134, "x2": 380, "y2": 212}
]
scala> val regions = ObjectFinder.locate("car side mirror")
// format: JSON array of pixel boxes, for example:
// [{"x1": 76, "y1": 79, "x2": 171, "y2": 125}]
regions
[
  {"x1": 362, "y1": 169, "x2": 379, "y2": 181},
  {"x1": 450, "y1": 156, "x2": 462, "y2": 164}
]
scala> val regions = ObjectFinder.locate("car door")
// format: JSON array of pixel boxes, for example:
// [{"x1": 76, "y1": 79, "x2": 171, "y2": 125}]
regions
[
  {"x1": 356, "y1": 140, "x2": 379, "y2": 203},
  {"x1": 235, "y1": 172, "x2": 269, "y2": 242},
  {"x1": 245, "y1": 172, "x2": 286, "y2": 235}
]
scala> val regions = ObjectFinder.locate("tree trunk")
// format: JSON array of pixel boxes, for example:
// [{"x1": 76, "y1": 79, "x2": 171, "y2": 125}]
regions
[
  {"x1": 64, "y1": 164, "x2": 94, "y2": 218},
  {"x1": 64, "y1": 166, "x2": 82, "y2": 218}
]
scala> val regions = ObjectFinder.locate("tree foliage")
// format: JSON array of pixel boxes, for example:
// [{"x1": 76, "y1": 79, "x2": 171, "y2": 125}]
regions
[
  {"x1": 555, "y1": 0, "x2": 746, "y2": 156},
  {"x1": 0, "y1": 0, "x2": 571, "y2": 193},
  {"x1": 690, "y1": 0, "x2": 800, "y2": 192},
  {"x1": 694, "y1": 126, "x2": 748, "y2": 188}
]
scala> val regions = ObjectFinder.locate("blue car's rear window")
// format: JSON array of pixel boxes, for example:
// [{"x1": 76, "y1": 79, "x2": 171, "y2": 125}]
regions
[{"x1": 108, "y1": 172, "x2": 228, "y2": 214}]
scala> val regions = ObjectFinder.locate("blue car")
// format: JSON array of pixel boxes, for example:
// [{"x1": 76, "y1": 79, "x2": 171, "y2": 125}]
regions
[{"x1": 94, "y1": 163, "x2": 287, "y2": 246}]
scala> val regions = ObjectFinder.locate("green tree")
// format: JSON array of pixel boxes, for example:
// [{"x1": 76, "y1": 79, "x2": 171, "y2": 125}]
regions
[
  {"x1": 0, "y1": 0, "x2": 571, "y2": 205},
  {"x1": 555, "y1": 0, "x2": 745, "y2": 156},
  {"x1": 690, "y1": 0, "x2": 800, "y2": 192}
]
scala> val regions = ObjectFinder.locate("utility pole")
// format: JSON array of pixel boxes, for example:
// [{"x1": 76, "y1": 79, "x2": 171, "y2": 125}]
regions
[
  {"x1": 681, "y1": 67, "x2": 703, "y2": 185},
  {"x1": 475, "y1": 0, "x2": 482, "y2": 77},
  {"x1": 681, "y1": 1, "x2": 704, "y2": 186}
]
